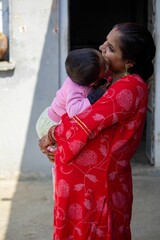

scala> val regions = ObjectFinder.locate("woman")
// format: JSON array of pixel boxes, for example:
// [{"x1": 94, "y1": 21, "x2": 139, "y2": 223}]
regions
[{"x1": 39, "y1": 22, "x2": 156, "y2": 240}]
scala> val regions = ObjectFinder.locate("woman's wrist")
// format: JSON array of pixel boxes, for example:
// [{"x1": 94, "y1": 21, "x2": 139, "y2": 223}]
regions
[{"x1": 48, "y1": 126, "x2": 56, "y2": 143}]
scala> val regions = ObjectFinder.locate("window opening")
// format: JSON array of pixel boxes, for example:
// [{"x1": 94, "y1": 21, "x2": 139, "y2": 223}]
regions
[{"x1": 0, "y1": 0, "x2": 15, "y2": 71}]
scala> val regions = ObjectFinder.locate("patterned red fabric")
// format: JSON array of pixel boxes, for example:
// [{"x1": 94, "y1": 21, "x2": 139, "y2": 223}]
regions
[{"x1": 53, "y1": 74, "x2": 148, "y2": 240}]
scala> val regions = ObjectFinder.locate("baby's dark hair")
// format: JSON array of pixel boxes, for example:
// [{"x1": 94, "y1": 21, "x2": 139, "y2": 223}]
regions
[
  {"x1": 65, "y1": 48, "x2": 104, "y2": 86},
  {"x1": 114, "y1": 22, "x2": 156, "y2": 81}
]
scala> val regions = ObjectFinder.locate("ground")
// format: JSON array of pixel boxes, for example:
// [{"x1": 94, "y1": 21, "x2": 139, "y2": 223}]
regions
[{"x1": 1, "y1": 148, "x2": 160, "y2": 240}]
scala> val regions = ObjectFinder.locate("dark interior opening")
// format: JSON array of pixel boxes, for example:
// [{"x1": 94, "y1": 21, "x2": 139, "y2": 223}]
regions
[
  {"x1": 69, "y1": 0, "x2": 149, "y2": 165},
  {"x1": 69, "y1": 0, "x2": 148, "y2": 50}
]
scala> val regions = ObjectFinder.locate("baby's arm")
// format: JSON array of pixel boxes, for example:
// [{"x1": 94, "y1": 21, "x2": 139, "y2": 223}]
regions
[
  {"x1": 87, "y1": 79, "x2": 110, "y2": 104},
  {"x1": 87, "y1": 87, "x2": 106, "y2": 104},
  {"x1": 66, "y1": 86, "x2": 92, "y2": 118}
]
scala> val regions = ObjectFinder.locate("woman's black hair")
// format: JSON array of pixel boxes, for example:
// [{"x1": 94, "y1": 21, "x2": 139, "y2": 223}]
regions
[
  {"x1": 113, "y1": 22, "x2": 156, "y2": 81},
  {"x1": 65, "y1": 48, "x2": 103, "y2": 86}
]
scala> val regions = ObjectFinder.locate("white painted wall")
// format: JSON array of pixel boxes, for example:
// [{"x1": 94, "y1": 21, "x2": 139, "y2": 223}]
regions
[{"x1": 0, "y1": 0, "x2": 61, "y2": 178}]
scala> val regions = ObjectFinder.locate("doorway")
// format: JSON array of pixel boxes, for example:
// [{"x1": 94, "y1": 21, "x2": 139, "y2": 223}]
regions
[
  {"x1": 69, "y1": 0, "x2": 148, "y2": 50},
  {"x1": 69, "y1": 0, "x2": 150, "y2": 165}
]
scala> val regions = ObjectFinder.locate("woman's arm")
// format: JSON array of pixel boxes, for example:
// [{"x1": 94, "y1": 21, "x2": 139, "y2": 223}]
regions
[{"x1": 51, "y1": 76, "x2": 147, "y2": 163}]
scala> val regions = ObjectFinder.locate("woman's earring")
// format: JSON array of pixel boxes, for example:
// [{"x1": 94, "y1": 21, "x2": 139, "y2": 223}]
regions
[{"x1": 123, "y1": 66, "x2": 129, "y2": 76}]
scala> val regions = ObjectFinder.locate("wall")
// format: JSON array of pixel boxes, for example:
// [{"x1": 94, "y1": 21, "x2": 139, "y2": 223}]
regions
[{"x1": 0, "y1": 0, "x2": 60, "y2": 178}]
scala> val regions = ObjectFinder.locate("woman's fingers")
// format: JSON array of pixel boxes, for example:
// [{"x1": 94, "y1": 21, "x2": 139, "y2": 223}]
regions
[{"x1": 47, "y1": 151, "x2": 55, "y2": 162}]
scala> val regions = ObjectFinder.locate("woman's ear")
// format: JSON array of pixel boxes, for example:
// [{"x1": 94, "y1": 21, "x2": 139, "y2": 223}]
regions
[{"x1": 125, "y1": 60, "x2": 134, "y2": 69}]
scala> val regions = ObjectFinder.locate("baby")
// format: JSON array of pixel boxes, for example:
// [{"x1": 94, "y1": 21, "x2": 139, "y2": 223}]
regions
[{"x1": 36, "y1": 48, "x2": 109, "y2": 152}]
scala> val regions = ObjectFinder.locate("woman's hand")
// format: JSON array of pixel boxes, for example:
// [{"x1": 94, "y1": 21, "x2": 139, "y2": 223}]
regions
[
  {"x1": 39, "y1": 125, "x2": 57, "y2": 163},
  {"x1": 46, "y1": 151, "x2": 56, "y2": 163},
  {"x1": 39, "y1": 135, "x2": 56, "y2": 163},
  {"x1": 39, "y1": 134, "x2": 52, "y2": 153}
]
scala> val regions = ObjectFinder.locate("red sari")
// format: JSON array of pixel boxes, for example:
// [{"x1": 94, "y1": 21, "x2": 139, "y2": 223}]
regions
[{"x1": 52, "y1": 74, "x2": 148, "y2": 240}]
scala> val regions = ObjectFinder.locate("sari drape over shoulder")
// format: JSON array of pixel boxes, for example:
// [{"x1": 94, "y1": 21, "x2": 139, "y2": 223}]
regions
[{"x1": 52, "y1": 74, "x2": 148, "y2": 240}]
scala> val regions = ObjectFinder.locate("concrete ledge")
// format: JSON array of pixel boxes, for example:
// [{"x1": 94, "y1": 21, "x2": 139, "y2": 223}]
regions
[{"x1": 0, "y1": 61, "x2": 15, "y2": 71}]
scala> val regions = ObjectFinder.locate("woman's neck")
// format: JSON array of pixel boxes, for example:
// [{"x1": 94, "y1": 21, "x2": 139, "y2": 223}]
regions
[{"x1": 112, "y1": 73, "x2": 124, "y2": 83}]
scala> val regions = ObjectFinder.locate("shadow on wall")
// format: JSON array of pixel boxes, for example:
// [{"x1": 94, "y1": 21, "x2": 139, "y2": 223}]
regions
[
  {"x1": 22, "y1": 1, "x2": 59, "y2": 179},
  {"x1": 4, "y1": 2, "x2": 58, "y2": 239}
]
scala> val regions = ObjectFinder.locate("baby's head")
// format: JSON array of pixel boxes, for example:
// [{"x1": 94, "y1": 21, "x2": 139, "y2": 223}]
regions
[{"x1": 65, "y1": 48, "x2": 108, "y2": 86}]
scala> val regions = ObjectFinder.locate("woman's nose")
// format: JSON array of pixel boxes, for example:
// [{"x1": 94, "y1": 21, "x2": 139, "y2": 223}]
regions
[{"x1": 99, "y1": 44, "x2": 104, "y2": 51}]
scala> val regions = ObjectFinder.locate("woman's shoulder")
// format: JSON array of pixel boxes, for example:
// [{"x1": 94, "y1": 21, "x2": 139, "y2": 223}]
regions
[
  {"x1": 125, "y1": 73, "x2": 145, "y2": 82},
  {"x1": 116, "y1": 74, "x2": 148, "y2": 90},
  {"x1": 104, "y1": 74, "x2": 148, "y2": 101}
]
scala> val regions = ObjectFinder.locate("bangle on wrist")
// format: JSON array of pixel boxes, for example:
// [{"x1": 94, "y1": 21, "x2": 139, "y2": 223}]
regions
[{"x1": 48, "y1": 127, "x2": 56, "y2": 143}]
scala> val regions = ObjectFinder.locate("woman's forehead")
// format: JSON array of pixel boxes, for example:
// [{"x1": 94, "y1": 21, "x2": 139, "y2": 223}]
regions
[
  {"x1": 107, "y1": 29, "x2": 121, "y2": 48},
  {"x1": 107, "y1": 29, "x2": 120, "y2": 40}
]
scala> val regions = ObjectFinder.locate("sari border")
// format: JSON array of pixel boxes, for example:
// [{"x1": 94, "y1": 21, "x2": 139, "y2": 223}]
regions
[{"x1": 73, "y1": 116, "x2": 91, "y2": 135}]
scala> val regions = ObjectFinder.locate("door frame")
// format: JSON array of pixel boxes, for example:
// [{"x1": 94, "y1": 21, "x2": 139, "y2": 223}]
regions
[
  {"x1": 154, "y1": 0, "x2": 160, "y2": 166},
  {"x1": 59, "y1": 0, "x2": 68, "y2": 85}
]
